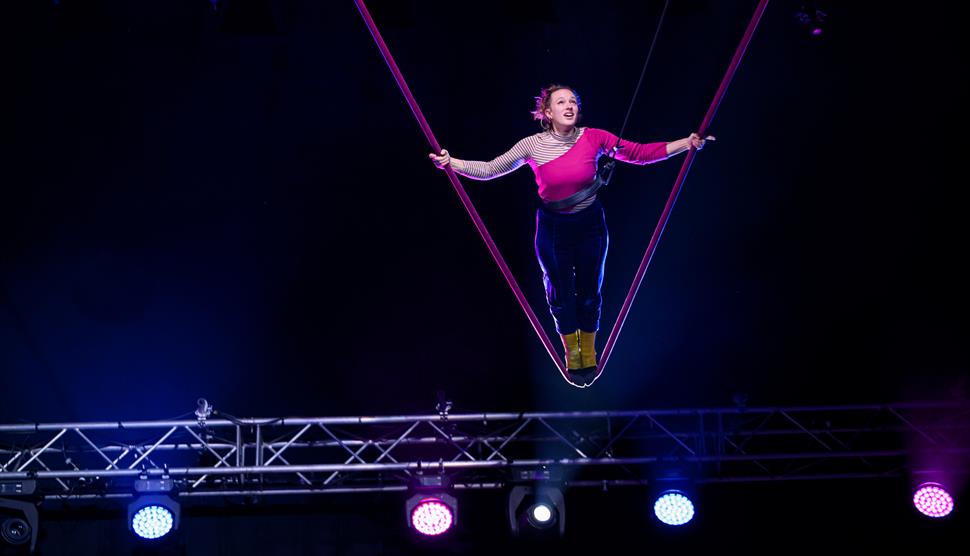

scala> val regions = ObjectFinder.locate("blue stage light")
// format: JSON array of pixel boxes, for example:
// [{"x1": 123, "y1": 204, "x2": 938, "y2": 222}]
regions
[
  {"x1": 653, "y1": 490, "x2": 695, "y2": 526},
  {"x1": 128, "y1": 495, "x2": 180, "y2": 540},
  {"x1": 131, "y1": 505, "x2": 174, "y2": 539}
]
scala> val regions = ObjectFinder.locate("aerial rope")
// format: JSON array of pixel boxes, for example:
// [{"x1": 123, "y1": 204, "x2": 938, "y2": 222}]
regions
[
  {"x1": 595, "y1": 0, "x2": 771, "y2": 383},
  {"x1": 352, "y1": 0, "x2": 568, "y2": 380},
  {"x1": 588, "y1": 0, "x2": 671, "y2": 196}
]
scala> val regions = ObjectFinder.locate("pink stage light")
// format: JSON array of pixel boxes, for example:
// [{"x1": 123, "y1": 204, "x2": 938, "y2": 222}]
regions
[
  {"x1": 913, "y1": 482, "x2": 955, "y2": 518},
  {"x1": 410, "y1": 498, "x2": 455, "y2": 536}
]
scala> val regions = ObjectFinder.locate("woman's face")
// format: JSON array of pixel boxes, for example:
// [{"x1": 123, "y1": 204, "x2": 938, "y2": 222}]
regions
[{"x1": 544, "y1": 88, "x2": 579, "y2": 130}]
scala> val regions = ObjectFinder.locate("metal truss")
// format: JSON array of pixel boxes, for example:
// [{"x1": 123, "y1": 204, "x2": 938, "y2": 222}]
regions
[{"x1": 1, "y1": 401, "x2": 968, "y2": 502}]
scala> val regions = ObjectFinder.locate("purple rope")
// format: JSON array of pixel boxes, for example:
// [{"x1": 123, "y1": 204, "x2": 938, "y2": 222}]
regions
[
  {"x1": 595, "y1": 0, "x2": 772, "y2": 382},
  {"x1": 353, "y1": 0, "x2": 567, "y2": 378}
]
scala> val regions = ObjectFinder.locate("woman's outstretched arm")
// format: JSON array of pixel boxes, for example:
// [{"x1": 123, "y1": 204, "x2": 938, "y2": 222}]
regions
[
  {"x1": 428, "y1": 137, "x2": 533, "y2": 180},
  {"x1": 664, "y1": 132, "x2": 716, "y2": 156},
  {"x1": 590, "y1": 128, "x2": 715, "y2": 164}
]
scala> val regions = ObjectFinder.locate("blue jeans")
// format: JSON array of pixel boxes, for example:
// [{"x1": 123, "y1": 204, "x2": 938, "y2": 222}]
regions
[{"x1": 534, "y1": 199, "x2": 609, "y2": 334}]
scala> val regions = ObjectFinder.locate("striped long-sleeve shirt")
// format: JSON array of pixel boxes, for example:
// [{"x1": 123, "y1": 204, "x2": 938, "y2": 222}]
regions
[{"x1": 452, "y1": 127, "x2": 669, "y2": 212}]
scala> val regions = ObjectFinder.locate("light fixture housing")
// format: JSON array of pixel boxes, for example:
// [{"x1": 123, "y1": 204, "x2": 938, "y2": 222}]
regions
[
  {"x1": 508, "y1": 482, "x2": 566, "y2": 537},
  {"x1": 651, "y1": 464, "x2": 698, "y2": 527},
  {"x1": 1, "y1": 480, "x2": 38, "y2": 552},
  {"x1": 405, "y1": 475, "x2": 458, "y2": 537}
]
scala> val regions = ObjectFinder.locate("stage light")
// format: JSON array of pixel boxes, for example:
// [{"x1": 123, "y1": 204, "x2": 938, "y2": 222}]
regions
[
  {"x1": 1, "y1": 480, "x2": 39, "y2": 552},
  {"x1": 408, "y1": 496, "x2": 455, "y2": 536},
  {"x1": 405, "y1": 475, "x2": 457, "y2": 537},
  {"x1": 650, "y1": 463, "x2": 699, "y2": 528},
  {"x1": 529, "y1": 502, "x2": 554, "y2": 526},
  {"x1": 795, "y1": 2, "x2": 828, "y2": 37},
  {"x1": 128, "y1": 495, "x2": 180, "y2": 540},
  {"x1": 913, "y1": 482, "x2": 955, "y2": 518},
  {"x1": 128, "y1": 476, "x2": 180, "y2": 540},
  {"x1": 0, "y1": 502, "x2": 38, "y2": 552},
  {"x1": 131, "y1": 503, "x2": 174, "y2": 539},
  {"x1": 508, "y1": 482, "x2": 565, "y2": 537},
  {"x1": 1, "y1": 516, "x2": 31, "y2": 547},
  {"x1": 653, "y1": 489, "x2": 695, "y2": 526}
]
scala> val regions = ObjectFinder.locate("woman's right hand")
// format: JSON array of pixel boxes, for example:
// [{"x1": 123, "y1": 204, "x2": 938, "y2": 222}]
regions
[{"x1": 428, "y1": 149, "x2": 450, "y2": 168}]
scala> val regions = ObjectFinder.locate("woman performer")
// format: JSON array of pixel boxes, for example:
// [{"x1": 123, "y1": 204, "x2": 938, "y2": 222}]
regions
[{"x1": 429, "y1": 84, "x2": 712, "y2": 386}]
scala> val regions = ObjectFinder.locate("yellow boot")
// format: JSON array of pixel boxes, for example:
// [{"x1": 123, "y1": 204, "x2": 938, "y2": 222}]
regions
[
  {"x1": 560, "y1": 330, "x2": 582, "y2": 370},
  {"x1": 579, "y1": 330, "x2": 597, "y2": 369}
]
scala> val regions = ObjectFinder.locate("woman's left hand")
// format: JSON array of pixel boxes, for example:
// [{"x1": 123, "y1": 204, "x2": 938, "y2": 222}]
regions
[{"x1": 689, "y1": 132, "x2": 716, "y2": 150}]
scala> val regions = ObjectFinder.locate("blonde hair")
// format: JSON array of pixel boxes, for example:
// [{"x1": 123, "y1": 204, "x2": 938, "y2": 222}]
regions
[{"x1": 531, "y1": 84, "x2": 582, "y2": 130}]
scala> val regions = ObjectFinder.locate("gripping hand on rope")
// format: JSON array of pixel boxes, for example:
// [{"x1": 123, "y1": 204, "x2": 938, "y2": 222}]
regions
[
  {"x1": 665, "y1": 133, "x2": 716, "y2": 156},
  {"x1": 428, "y1": 149, "x2": 451, "y2": 168},
  {"x1": 689, "y1": 132, "x2": 715, "y2": 150}
]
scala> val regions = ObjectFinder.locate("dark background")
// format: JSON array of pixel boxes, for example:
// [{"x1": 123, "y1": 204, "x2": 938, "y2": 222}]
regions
[{"x1": 3, "y1": 0, "x2": 967, "y2": 553}]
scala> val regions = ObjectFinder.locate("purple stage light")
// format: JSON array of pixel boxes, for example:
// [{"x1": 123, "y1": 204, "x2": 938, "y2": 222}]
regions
[
  {"x1": 913, "y1": 483, "x2": 955, "y2": 518},
  {"x1": 410, "y1": 498, "x2": 455, "y2": 536},
  {"x1": 795, "y1": 3, "x2": 827, "y2": 37}
]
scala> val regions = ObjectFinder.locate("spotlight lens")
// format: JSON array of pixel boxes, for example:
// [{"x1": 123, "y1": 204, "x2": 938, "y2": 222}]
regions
[
  {"x1": 131, "y1": 505, "x2": 175, "y2": 539},
  {"x1": 913, "y1": 483, "x2": 955, "y2": 518},
  {"x1": 1, "y1": 518, "x2": 31, "y2": 546},
  {"x1": 531, "y1": 503, "x2": 553, "y2": 523},
  {"x1": 411, "y1": 498, "x2": 454, "y2": 536},
  {"x1": 654, "y1": 490, "x2": 695, "y2": 526}
]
